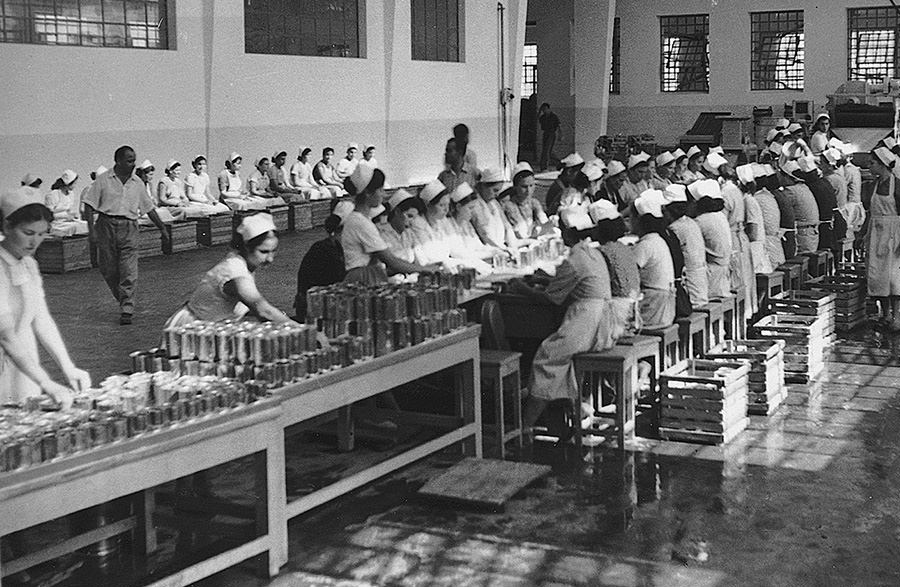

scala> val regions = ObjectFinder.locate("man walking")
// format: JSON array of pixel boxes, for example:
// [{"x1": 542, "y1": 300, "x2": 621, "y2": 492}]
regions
[
  {"x1": 84, "y1": 145, "x2": 170, "y2": 325},
  {"x1": 538, "y1": 103, "x2": 561, "y2": 171}
]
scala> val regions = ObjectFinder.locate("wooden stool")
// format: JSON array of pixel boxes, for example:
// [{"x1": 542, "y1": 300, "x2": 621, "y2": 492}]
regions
[
  {"x1": 730, "y1": 289, "x2": 746, "y2": 339},
  {"x1": 755, "y1": 272, "x2": 784, "y2": 318},
  {"x1": 717, "y1": 295, "x2": 737, "y2": 341},
  {"x1": 480, "y1": 349, "x2": 523, "y2": 459},
  {"x1": 573, "y1": 347, "x2": 639, "y2": 447},
  {"x1": 289, "y1": 202, "x2": 313, "y2": 232},
  {"x1": 677, "y1": 312, "x2": 708, "y2": 359},
  {"x1": 642, "y1": 323, "x2": 681, "y2": 369},
  {"x1": 35, "y1": 235, "x2": 92, "y2": 274},
  {"x1": 169, "y1": 219, "x2": 198, "y2": 254},
  {"x1": 837, "y1": 238, "x2": 854, "y2": 263},
  {"x1": 616, "y1": 335, "x2": 663, "y2": 438},
  {"x1": 776, "y1": 262, "x2": 803, "y2": 291},
  {"x1": 697, "y1": 301, "x2": 726, "y2": 348},
  {"x1": 802, "y1": 250, "x2": 829, "y2": 279},
  {"x1": 784, "y1": 256, "x2": 810, "y2": 287}
]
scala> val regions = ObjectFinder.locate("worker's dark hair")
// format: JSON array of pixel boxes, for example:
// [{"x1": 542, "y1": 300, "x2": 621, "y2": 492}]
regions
[
  {"x1": 344, "y1": 168, "x2": 386, "y2": 199},
  {"x1": 540, "y1": 102, "x2": 550, "y2": 109},
  {"x1": 322, "y1": 147, "x2": 334, "y2": 157},
  {"x1": 692, "y1": 197, "x2": 726, "y2": 216},
  {"x1": 300, "y1": 147, "x2": 313, "y2": 158},
  {"x1": 3, "y1": 203, "x2": 54, "y2": 227},
  {"x1": 453, "y1": 123, "x2": 470, "y2": 139},
  {"x1": 323, "y1": 214, "x2": 343, "y2": 234},
  {"x1": 513, "y1": 168, "x2": 535, "y2": 186},
  {"x1": 114, "y1": 145, "x2": 135, "y2": 163},
  {"x1": 387, "y1": 196, "x2": 425, "y2": 221},
  {"x1": 592, "y1": 217, "x2": 627, "y2": 244},
  {"x1": 571, "y1": 171, "x2": 590, "y2": 192}
]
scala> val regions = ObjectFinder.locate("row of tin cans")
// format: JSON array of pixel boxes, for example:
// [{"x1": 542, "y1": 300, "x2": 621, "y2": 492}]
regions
[
  {"x1": 305, "y1": 282, "x2": 464, "y2": 325},
  {"x1": 162, "y1": 321, "x2": 319, "y2": 363}
]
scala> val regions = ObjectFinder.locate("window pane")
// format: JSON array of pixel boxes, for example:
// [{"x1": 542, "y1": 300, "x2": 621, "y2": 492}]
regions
[
  {"x1": 411, "y1": 0, "x2": 460, "y2": 62},
  {"x1": 243, "y1": 0, "x2": 359, "y2": 57},
  {"x1": 848, "y1": 8, "x2": 898, "y2": 82},
  {"x1": 660, "y1": 14, "x2": 709, "y2": 92},
  {"x1": 751, "y1": 10, "x2": 804, "y2": 90},
  {"x1": 610, "y1": 16, "x2": 620, "y2": 94}
]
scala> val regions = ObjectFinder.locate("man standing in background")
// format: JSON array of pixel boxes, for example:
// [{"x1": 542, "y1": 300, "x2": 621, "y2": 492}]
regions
[{"x1": 539, "y1": 102, "x2": 561, "y2": 171}]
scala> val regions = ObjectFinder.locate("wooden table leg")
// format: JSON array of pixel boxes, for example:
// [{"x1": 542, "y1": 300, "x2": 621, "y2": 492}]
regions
[
  {"x1": 336, "y1": 406, "x2": 355, "y2": 452},
  {"x1": 456, "y1": 358, "x2": 482, "y2": 458},
  {"x1": 134, "y1": 489, "x2": 157, "y2": 554}
]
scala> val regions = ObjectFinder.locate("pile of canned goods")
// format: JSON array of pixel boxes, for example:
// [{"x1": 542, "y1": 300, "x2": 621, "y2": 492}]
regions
[
  {"x1": 492, "y1": 236, "x2": 566, "y2": 271},
  {"x1": 0, "y1": 374, "x2": 261, "y2": 473},
  {"x1": 305, "y1": 278, "x2": 469, "y2": 357}
]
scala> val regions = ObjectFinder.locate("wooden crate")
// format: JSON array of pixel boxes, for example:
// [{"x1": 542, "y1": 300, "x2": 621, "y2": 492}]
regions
[
  {"x1": 196, "y1": 213, "x2": 233, "y2": 247},
  {"x1": 290, "y1": 202, "x2": 313, "y2": 232},
  {"x1": 658, "y1": 359, "x2": 750, "y2": 445},
  {"x1": 138, "y1": 224, "x2": 169, "y2": 257},
  {"x1": 747, "y1": 314, "x2": 832, "y2": 383},
  {"x1": 169, "y1": 220, "x2": 197, "y2": 253},
  {"x1": 805, "y1": 276, "x2": 867, "y2": 331},
  {"x1": 267, "y1": 204, "x2": 289, "y2": 233},
  {"x1": 703, "y1": 340, "x2": 786, "y2": 416},
  {"x1": 835, "y1": 262, "x2": 866, "y2": 280},
  {"x1": 34, "y1": 235, "x2": 92, "y2": 273},
  {"x1": 310, "y1": 199, "x2": 334, "y2": 227}
]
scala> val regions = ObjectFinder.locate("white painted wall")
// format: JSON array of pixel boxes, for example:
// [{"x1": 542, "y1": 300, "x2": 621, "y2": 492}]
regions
[{"x1": 0, "y1": 0, "x2": 526, "y2": 193}]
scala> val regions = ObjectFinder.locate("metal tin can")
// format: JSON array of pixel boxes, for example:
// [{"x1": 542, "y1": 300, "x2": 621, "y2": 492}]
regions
[
  {"x1": 234, "y1": 330, "x2": 251, "y2": 364},
  {"x1": 179, "y1": 327, "x2": 196, "y2": 360},
  {"x1": 90, "y1": 419, "x2": 110, "y2": 447},
  {"x1": 4, "y1": 439, "x2": 23, "y2": 471},
  {"x1": 130, "y1": 350, "x2": 147, "y2": 373},
  {"x1": 147, "y1": 406, "x2": 164, "y2": 429},
  {"x1": 164, "y1": 326, "x2": 181, "y2": 358},
  {"x1": 74, "y1": 423, "x2": 92, "y2": 452},
  {"x1": 215, "y1": 327, "x2": 233, "y2": 362},
  {"x1": 56, "y1": 426, "x2": 73, "y2": 457},
  {"x1": 110, "y1": 417, "x2": 128, "y2": 441}
]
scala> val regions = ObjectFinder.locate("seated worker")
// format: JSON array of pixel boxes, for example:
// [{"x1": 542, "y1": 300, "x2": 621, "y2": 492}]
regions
[
  {"x1": 248, "y1": 157, "x2": 287, "y2": 207},
  {"x1": 680, "y1": 146, "x2": 706, "y2": 184},
  {"x1": 510, "y1": 204, "x2": 621, "y2": 433},
  {"x1": 545, "y1": 152, "x2": 585, "y2": 216},
  {"x1": 671, "y1": 148, "x2": 689, "y2": 184},
  {"x1": 156, "y1": 160, "x2": 191, "y2": 220},
  {"x1": 335, "y1": 143, "x2": 359, "y2": 181},
  {"x1": 582, "y1": 159, "x2": 606, "y2": 201},
  {"x1": 594, "y1": 160, "x2": 627, "y2": 210},
  {"x1": 632, "y1": 190, "x2": 677, "y2": 329},
  {"x1": 653, "y1": 151, "x2": 677, "y2": 187},
  {"x1": 290, "y1": 147, "x2": 331, "y2": 200},
  {"x1": 663, "y1": 183, "x2": 709, "y2": 308},
  {"x1": 268, "y1": 150, "x2": 304, "y2": 202},
  {"x1": 164, "y1": 213, "x2": 297, "y2": 327},
  {"x1": 313, "y1": 147, "x2": 345, "y2": 198},
  {"x1": 377, "y1": 189, "x2": 423, "y2": 265},
  {"x1": 557, "y1": 170, "x2": 592, "y2": 209},
  {"x1": 503, "y1": 162, "x2": 554, "y2": 240},
  {"x1": 446, "y1": 182, "x2": 499, "y2": 272},
  {"x1": 618, "y1": 152, "x2": 652, "y2": 211},
  {"x1": 219, "y1": 152, "x2": 268, "y2": 211},
  {"x1": 186, "y1": 155, "x2": 230, "y2": 214},
  {"x1": 294, "y1": 204, "x2": 350, "y2": 321},
  {"x1": 341, "y1": 164, "x2": 436, "y2": 284},
  {"x1": 362, "y1": 144, "x2": 378, "y2": 169},
  {"x1": 45, "y1": 169, "x2": 88, "y2": 236},
  {"x1": 689, "y1": 179, "x2": 733, "y2": 299},
  {"x1": 470, "y1": 166, "x2": 517, "y2": 251}
]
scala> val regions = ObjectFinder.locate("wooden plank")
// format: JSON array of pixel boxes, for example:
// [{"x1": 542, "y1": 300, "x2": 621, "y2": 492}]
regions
[{"x1": 417, "y1": 457, "x2": 551, "y2": 508}]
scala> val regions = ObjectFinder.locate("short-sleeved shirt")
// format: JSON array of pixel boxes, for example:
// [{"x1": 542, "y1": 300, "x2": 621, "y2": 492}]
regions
[
  {"x1": 634, "y1": 232, "x2": 675, "y2": 290},
  {"x1": 377, "y1": 222, "x2": 415, "y2": 263},
  {"x1": 341, "y1": 211, "x2": 388, "y2": 270},
  {"x1": 219, "y1": 169, "x2": 243, "y2": 197},
  {"x1": 186, "y1": 252, "x2": 254, "y2": 322},
  {"x1": 844, "y1": 163, "x2": 862, "y2": 204},
  {"x1": 599, "y1": 241, "x2": 640, "y2": 298},
  {"x1": 290, "y1": 161, "x2": 316, "y2": 188},
  {"x1": 539, "y1": 111, "x2": 560, "y2": 134},
  {"x1": 669, "y1": 215, "x2": 706, "y2": 271},
  {"x1": 503, "y1": 197, "x2": 547, "y2": 239},
  {"x1": 545, "y1": 241, "x2": 611, "y2": 304},
  {"x1": 335, "y1": 157, "x2": 358, "y2": 180},
  {"x1": 437, "y1": 167, "x2": 476, "y2": 196},
  {"x1": 248, "y1": 170, "x2": 271, "y2": 194},
  {"x1": 0, "y1": 246, "x2": 46, "y2": 402},
  {"x1": 45, "y1": 189, "x2": 80, "y2": 220},
  {"x1": 83, "y1": 169, "x2": 155, "y2": 220},
  {"x1": 783, "y1": 183, "x2": 819, "y2": 227},
  {"x1": 471, "y1": 197, "x2": 509, "y2": 246},
  {"x1": 185, "y1": 171, "x2": 212, "y2": 202}
]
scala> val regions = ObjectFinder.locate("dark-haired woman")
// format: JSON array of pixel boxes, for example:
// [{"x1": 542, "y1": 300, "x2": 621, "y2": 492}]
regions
[
  {"x1": 0, "y1": 190, "x2": 90, "y2": 407},
  {"x1": 377, "y1": 189, "x2": 423, "y2": 265},
  {"x1": 164, "y1": 213, "x2": 295, "y2": 328},
  {"x1": 664, "y1": 185, "x2": 709, "y2": 308},
  {"x1": 689, "y1": 179, "x2": 733, "y2": 299},
  {"x1": 291, "y1": 147, "x2": 330, "y2": 200},
  {"x1": 294, "y1": 212, "x2": 347, "y2": 321},
  {"x1": 341, "y1": 165, "x2": 435, "y2": 284},
  {"x1": 632, "y1": 191, "x2": 677, "y2": 329},
  {"x1": 220, "y1": 152, "x2": 267, "y2": 211},
  {"x1": 589, "y1": 199, "x2": 642, "y2": 338}
]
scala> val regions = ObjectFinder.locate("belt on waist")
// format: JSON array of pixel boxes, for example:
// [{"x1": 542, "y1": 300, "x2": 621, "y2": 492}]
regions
[
  {"x1": 98, "y1": 213, "x2": 136, "y2": 221},
  {"x1": 796, "y1": 223, "x2": 817, "y2": 229}
]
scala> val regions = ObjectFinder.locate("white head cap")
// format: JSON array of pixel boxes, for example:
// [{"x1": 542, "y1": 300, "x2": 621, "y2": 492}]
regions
[
  {"x1": 332, "y1": 200, "x2": 355, "y2": 222},
  {"x1": 368, "y1": 204, "x2": 386, "y2": 219},
  {"x1": 775, "y1": 118, "x2": 790, "y2": 130},
  {"x1": 797, "y1": 155, "x2": 819, "y2": 174},
  {"x1": 751, "y1": 163, "x2": 768, "y2": 178},
  {"x1": 686, "y1": 145, "x2": 703, "y2": 160},
  {"x1": 766, "y1": 129, "x2": 779, "y2": 143},
  {"x1": 822, "y1": 148, "x2": 843, "y2": 165},
  {"x1": 672, "y1": 148, "x2": 687, "y2": 161},
  {"x1": 139, "y1": 159, "x2": 154, "y2": 171},
  {"x1": 388, "y1": 189, "x2": 414, "y2": 210},
  {"x1": 346, "y1": 142, "x2": 359, "y2": 152},
  {"x1": 230, "y1": 151, "x2": 243, "y2": 162},
  {"x1": 688, "y1": 178, "x2": 723, "y2": 200},
  {"x1": 583, "y1": 162, "x2": 605, "y2": 182},
  {"x1": 21, "y1": 172, "x2": 41, "y2": 187},
  {"x1": 663, "y1": 183, "x2": 688, "y2": 203},
  {"x1": 558, "y1": 204, "x2": 594, "y2": 230},
  {"x1": 236, "y1": 213, "x2": 276, "y2": 242},
  {"x1": 655, "y1": 151, "x2": 676, "y2": 167},
  {"x1": 702, "y1": 152, "x2": 729, "y2": 175},
  {"x1": 606, "y1": 160, "x2": 626, "y2": 177},
  {"x1": 1, "y1": 186, "x2": 44, "y2": 218},
  {"x1": 451, "y1": 181, "x2": 475, "y2": 203},
  {"x1": 787, "y1": 122, "x2": 803, "y2": 134},
  {"x1": 708, "y1": 146, "x2": 725, "y2": 155},
  {"x1": 482, "y1": 166, "x2": 507, "y2": 183},
  {"x1": 61, "y1": 169, "x2": 78, "y2": 185},
  {"x1": 883, "y1": 137, "x2": 897, "y2": 151},
  {"x1": 779, "y1": 159, "x2": 803, "y2": 179},
  {"x1": 560, "y1": 153, "x2": 585, "y2": 168},
  {"x1": 419, "y1": 179, "x2": 448, "y2": 204},
  {"x1": 634, "y1": 189, "x2": 666, "y2": 218},
  {"x1": 873, "y1": 146, "x2": 896, "y2": 169},
  {"x1": 814, "y1": 111, "x2": 830, "y2": 123},
  {"x1": 165, "y1": 159, "x2": 180, "y2": 173},
  {"x1": 627, "y1": 152, "x2": 651, "y2": 169},
  {"x1": 735, "y1": 164, "x2": 755, "y2": 185},
  {"x1": 767, "y1": 142, "x2": 784, "y2": 157},
  {"x1": 588, "y1": 199, "x2": 620, "y2": 223}
]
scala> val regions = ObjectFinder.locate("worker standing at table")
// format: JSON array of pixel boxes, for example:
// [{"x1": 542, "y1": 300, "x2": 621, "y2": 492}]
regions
[
  {"x1": 510, "y1": 205, "x2": 619, "y2": 433},
  {"x1": 0, "y1": 188, "x2": 91, "y2": 408},
  {"x1": 83, "y1": 145, "x2": 171, "y2": 325}
]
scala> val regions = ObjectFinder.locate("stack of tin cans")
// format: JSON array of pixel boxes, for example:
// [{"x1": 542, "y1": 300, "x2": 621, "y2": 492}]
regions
[
  {"x1": 0, "y1": 374, "x2": 256, "y2": 473},
  {"x1": 491, "y1": 236, "x2": 566, "y2": 271}
]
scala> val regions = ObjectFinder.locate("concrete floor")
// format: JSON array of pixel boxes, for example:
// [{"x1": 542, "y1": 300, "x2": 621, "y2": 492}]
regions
[{"x1": 31, "y1": 233, "x2": 900, "y2": 586}]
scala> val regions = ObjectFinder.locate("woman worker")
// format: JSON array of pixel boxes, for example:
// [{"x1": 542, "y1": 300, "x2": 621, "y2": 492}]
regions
[
  {"x1": 45, "y1": 169, "x2": 81, "y2": 225},
  {"x1": 377, "y1": 189, "x2": 424, "y2": 264},
  {"x1": 689, "y1": 179, "x2": 733, "y2": 299},
  {"x1": 864, "y1": 146, "x2": 900, "y2": 329},
  {"x1": 663, "y1": 184, "x2": 709, "y2": 308},
  {"x1": 0, "y1": 188, "x2": 91, "y2": 408},
  {"x1": 164, "y1": 213, "x2": 296, "y2": 328},
  {"x1": 341, "y1": 164, "x2": 436, "y2": 284},
  {"x1": 471, "y1": 166, "x2": 516, "y2": 250},
  {"x1": 504, "y1": 162, "x2": 554, "y2": 239},
  {"x1": 294, "y1": 204, "x2": 351, "y2": 321},
  {"x1": 632, "y1": 190, "x2": 677, "y2": 329},
  {"x1": 510, "y1": 204, "x2": 620, "y2": 432}
]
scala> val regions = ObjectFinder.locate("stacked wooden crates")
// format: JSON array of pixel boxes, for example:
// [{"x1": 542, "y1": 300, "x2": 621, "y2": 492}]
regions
[
  {"x1": 310, "y1": 199, "x2": 336, "y2": 227},
  {"x1": 169, "y1": 220, "x2": 197, "y2": 253},
  {"x1": 290, "y1": 202, "x2": 313, "y2": 232},
  {"x1": 748, "y1": 290, "x2": 836, "y2": 383},
  {"x1": 806, "y1": 276, "x2": 866, "y2": 332},
  {"x1": 34, "y1": 235, "x2": 92, "y2": 273},
  {"x1": 704, "y1": 340, "x2": 786, "y2": 416},
  {"x1": 196, "y1": 213, "x2": 233, "y2": 246},
  {"x1": 659, "y1": 359, "x2": 750, "y2": 445}
]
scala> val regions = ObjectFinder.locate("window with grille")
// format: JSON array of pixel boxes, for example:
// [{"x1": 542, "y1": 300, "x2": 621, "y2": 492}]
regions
[
  {"x1": 848, "y1": 7, "x2": 900, "y2": 82},
  {"x1": 411, "y1": 0, "x2": 461, "y2": 62},
  {"x1": 751, "y1": 11, "x2": 804, "y2": 91},
  {"x1": 0, "y1": 0, "x2": 169, "y2": 48},
  {"x1": 660, "y1": 14, "x2": 709, "y2": 93},
  {"x1": 245, "y1": 0, "x2": 361, "y2": 58},
  {"x1": 609, "y1": 16, "x2": 620, "y2": 94},
  {"x1": 521, "y1": 43, "x2": 537, "y2": 98}
]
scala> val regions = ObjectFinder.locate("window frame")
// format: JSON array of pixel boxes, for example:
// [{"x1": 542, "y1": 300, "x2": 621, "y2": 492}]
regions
[
  {"x1": 847, "y1": 6, "x2": 900, "y2": 82},
  {"x1": 750, "y1": 10, "x2": 804, "y2": 91},
  {"x1": 411, "y1": 0, "x2": 464, "y2": 63},
  {"x1": 659, "y1": 13, "x2": 710, "y2": 93},
  {"x1": 0, "y1": 0, "x2": 172, "y2": 49},
  {"x1": 244, "y1": 0, "x2": 365, "y2": 59},
  {"x1": 609, "y1": 16, "x2": 620, "y2": 95},
  {"x1": 521, "y1": 42, "x2": 537, "y2": 98}
]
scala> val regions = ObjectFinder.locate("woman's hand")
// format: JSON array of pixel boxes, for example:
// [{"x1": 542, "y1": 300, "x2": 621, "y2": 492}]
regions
[
  {"x1": 41, "y1": 381, "x2": 74, "y2": 410},
  {"x1": 63, "y1": 366, "x2": 92, "y2": 392}
]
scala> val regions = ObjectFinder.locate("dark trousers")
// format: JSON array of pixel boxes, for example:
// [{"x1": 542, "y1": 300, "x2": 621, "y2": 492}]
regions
[
  {"x1": 540, "y1": 131, "x2": 557, "y2": 171},
  {"x1": 95, "y1": 215, "x2": 139, "y2": 314},
  {"x1": 781, "y1": 231, "x2": 797, "y2": 260}
]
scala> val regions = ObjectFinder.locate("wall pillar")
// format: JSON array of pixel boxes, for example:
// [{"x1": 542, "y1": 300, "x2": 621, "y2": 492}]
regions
[{"x1": 572, "y1": 0, "x2": 615, "y2": 158}]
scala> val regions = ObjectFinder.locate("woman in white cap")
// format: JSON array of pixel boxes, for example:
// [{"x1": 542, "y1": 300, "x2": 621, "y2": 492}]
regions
[
  {"x1": 294, "y1": 204, "x2": 350, "y2": 320},
  {"x1": 618, "y1": 152, "x2": 652, "y2": 210},
  {"x1": 185, "y1": 156, "x2": 211, "y2": 204},
  {"x1": 445, "y1": 182, "x2": 499, "y2": 272},
  {"x1": 377, "y1": 189, "x2": 423, "y2": 265},
  {"x1": 335, "y1": 143, "x2": 360, "y2": 181},
  {"x1": 749, "y1": 164, "x2": 786, "y2": 270},
  {"x1": 0, "y1": 188, "x2": 91, "y2": 408},
  {"x1": 545, "y1": 153, "x2": 585, "y2": 216},
  {"x1": 290, "y1": 147, "x2": 330, "y2": 200},
  {"x1": 690, "y1": 179, "x2": 733, "y2": 299},
  {"x1": 157, "y1": 160, "x2": 190, "y2": 212},
  {"x1": 362, "y1": 144, "x2": 378, "y2": 169},
  {"x1": 416, "y1": 179, "x2": 492, "y2": 273},
  {"x1": 508, "y1": 204, "x2": 618, "y2": 433},
  {"x1": 778, "y1": 159, "x2": 819, "y2": 253},
  {"x1": 341, "y1": 165, "x2": 435, "y2": 284},
  {"x1": 735, "y1": 165, "x2": 773, "y2": 276},
  {"x1": 663, "y1": 184, "x2": 709, "y2": 308},
  {"x1": 45, "y1": 169, "x2": 80, "y2": 224},
  {"x1": 682, "y1": 146, "x2": 706, "y2": 184},
  {"x1": 558, "y1": 170, "x2": 592, "y2": 209},
  {"x1": 632, "y1": 190, "x2": 677, "y2": 328},
  {"x1": 164, "y1": 213, "x2": 295, "y2": 328},
  {"x1": 472, "y1": 166, "x2": 516, "y2": 250},
  {"x1": 504, "y1": 162, "x2": 553, "y2": 239},
  {"x1": 588, "y1": 199, "x2": 642, "y2": 337},
  {"x1": 220, "y1": 154, "x2": 269, "y2": 211},
  {"x1": 809, "y1": 113, "x2": 832, "y2": 156},
  {"x1": 653, "y1": 151, "x2": 677, "y2": 187},
  {"x1": 671, "y1": 148, "x2": 689, "y2": 184},
  {"x1": 864, "y1": 146, "x2": 900, "y2": 329},
  {"x1": 314, "y1": 147, "x2": 345, "y2": 198}
]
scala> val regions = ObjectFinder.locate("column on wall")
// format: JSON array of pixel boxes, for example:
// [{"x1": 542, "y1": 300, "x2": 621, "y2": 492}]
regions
[{"x1": 572, "y1": 0, "x2": 615, "y2": 158}]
